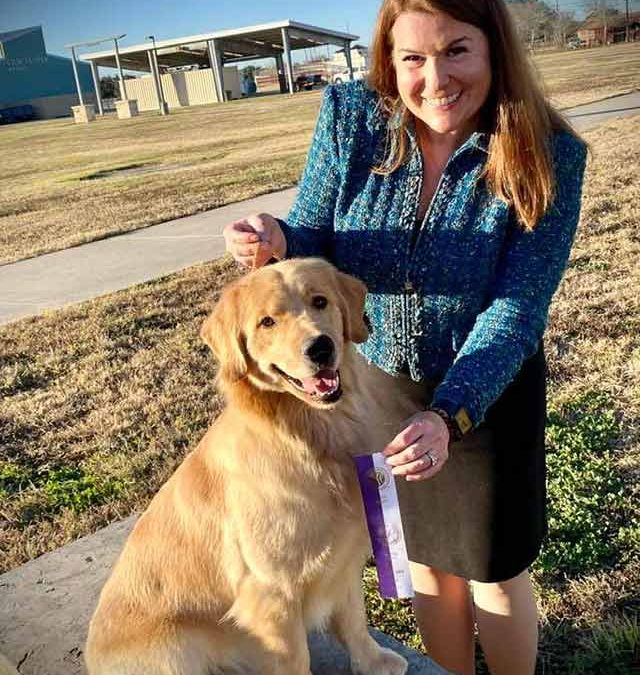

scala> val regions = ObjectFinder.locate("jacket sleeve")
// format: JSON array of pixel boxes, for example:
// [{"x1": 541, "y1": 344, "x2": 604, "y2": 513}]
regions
[
  {"x1": 431, "y1": 133, "x2": 588, "y2": 428},
  {"x1": 278, "y1": 86, "x2": 341, "y2": 259}
]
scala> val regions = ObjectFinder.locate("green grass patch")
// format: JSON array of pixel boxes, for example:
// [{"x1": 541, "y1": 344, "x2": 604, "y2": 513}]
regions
[
  {"x1": 42, "y1": 467, "x2": 128, "y2": 514},
  {"x1": 363, "y1": 562, "x2": 421, "y2": 651},
  {"x1": 536, "y1": 392, "x2": 635, "y2": 578},
  {"x1": 0, "y1": 461, "x2": 129, "y2": 520}
]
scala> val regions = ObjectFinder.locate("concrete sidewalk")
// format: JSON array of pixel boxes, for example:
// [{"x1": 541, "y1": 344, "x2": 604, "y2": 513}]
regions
[
  {"x1": 0, "y1": 515, "x2": 450, "y2": 675},
  {"x1": 0, "y1": 91, "x2": 638, "y2": 328},
  {"x1": 564, "y1": 89, "x2": 640, "y2": 130},
  {"x1": 0, "y1": 188, "x2": 297, "y2": 325}
]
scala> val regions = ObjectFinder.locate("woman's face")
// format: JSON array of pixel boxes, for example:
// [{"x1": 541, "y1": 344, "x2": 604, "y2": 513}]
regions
[{"x1": 391, "y1": 10, "x2": 492, "y2": 138}]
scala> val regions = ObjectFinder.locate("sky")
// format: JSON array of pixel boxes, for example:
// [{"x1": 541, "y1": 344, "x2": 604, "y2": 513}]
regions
[
  {"x1": 1, "y1": 0, "x2": 377, "y2": 61},
  {"x1": 1, "y1": 0, "x2": 607, "y2": 63}
]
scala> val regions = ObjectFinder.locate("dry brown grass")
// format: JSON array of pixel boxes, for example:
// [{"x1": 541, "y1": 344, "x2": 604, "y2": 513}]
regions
[
  {"x1": 1, "y1": 114, "x2": 639, "y2": 672},
  {"x1": 547, "y1": 114, "x2": 640, "y2": 446},
  {"x1": 534, "y1": 41, "x2": 640, "y2": 109},
  {"x1": 0, "y1": 257, "x2": 239, "y2": 570},
  {"x1": 1, "y1": 41, "x2": 639, "y2": 266},
  {"x1": 0, "y1": 93, "x2": 317, "y2": 265}
]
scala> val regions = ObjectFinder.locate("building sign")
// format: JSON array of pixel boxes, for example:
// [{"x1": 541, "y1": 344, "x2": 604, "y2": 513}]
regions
[{"x1": 0, "y1": 55, "x2": 48, "y2": 73}]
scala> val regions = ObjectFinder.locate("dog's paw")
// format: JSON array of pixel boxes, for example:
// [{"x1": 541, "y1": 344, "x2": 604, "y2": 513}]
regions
[{"x1": 353, "y1": 647, "x2": 408, "y2": 675}]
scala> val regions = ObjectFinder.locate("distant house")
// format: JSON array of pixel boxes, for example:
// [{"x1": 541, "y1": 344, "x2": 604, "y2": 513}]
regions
[
  {"x1": 0, "y1": 26, "x2": 95, "y2": 119},
  {"x1": 577, "y1": 11, "x2": 640, "y2": 45}
]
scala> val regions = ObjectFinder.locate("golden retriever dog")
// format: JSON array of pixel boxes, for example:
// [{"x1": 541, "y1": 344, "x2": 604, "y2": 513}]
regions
[{"x1": 86, "y1": 258, "x2": 424, "y2": 675}]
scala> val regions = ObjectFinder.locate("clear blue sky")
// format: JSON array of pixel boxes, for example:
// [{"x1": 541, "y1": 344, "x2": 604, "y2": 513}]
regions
[
  {"x1": 0, "y1": 0, "x2": 638, "y2": 61},
  {"x1": 2, "y1": 0, "x2": 604, "y2": 62},
  {"x1": 2, "y1": 0, "x2": 379, "y2": 60}
]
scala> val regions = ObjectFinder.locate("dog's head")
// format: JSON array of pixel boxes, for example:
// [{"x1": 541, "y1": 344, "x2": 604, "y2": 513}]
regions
[{"x1": 201, "y1": 258, "x2": 369, "y2": 409}]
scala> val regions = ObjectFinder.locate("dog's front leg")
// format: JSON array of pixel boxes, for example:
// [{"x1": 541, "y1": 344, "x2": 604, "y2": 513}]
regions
[
  {"x1": 229, "y1": 579, "x2": 312, "y2": 675},
  {"x1": 329, "y1": 570, "x2": 408, "y2": 675}
]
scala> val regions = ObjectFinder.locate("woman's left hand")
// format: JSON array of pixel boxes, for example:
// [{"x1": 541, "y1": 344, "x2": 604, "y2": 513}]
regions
[{"x1": 383, "y1": 411, "x2": 450, "y2": 481}]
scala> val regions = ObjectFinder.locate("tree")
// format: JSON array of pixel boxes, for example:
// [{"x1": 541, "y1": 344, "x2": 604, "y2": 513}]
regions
[
  {"x1": 99, "y1": 75, "x2": 136, "y2": 100},
  {"x1": 100, "y1": 76, "x2": 118, "y2": 99},
  {"x1": 552, "y1": 11, "x2": 579, "y2": 45},
  {"x1": 508, "y1": 1, "x2": 556, "y2": 47}
]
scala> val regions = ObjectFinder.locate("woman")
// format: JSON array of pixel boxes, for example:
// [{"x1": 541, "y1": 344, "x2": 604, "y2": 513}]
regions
[{"x1": 223, "y1": 1, "x2": 587, "y2": 673}]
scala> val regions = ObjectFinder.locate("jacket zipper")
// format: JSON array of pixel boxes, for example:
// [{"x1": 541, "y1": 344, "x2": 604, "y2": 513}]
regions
[{"x1": 404, "y1": 154, "x2": 449, "y2": 292}]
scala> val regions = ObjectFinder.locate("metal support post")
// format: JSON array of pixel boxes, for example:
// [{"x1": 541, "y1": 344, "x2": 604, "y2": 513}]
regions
[
  {"x1": 344, "y1": 40, "x2": 354, "y2": 81},
  {"x1": 147, "y1": 49, "x2": 168, "y2": 114},
  {"x1": 281, "y1": 28, "x2": 294, "y2": 94},
  {"x1": 275, "y1": 54, "x2": 286, "y2": 93},
  {"x1": 70, "y1": 46, "x2": 84, "y2": 105},
  {"x1": 90, "y1": 61, "x2": 104, "y2": 115},
  {"x1": 208, "y1": 39, "x2": 225, "y2": 102},
  {"x1": 114, "y1": 38, "x2": 128, "y2": 100}
]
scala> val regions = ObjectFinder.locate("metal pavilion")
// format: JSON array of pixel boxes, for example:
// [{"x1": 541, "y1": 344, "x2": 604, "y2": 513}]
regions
[{"x1": 80, "y1": 20, "x2": 359, "y2": 114}]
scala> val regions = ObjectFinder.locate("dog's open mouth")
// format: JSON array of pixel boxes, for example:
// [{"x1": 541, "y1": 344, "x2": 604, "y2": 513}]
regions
[{"x1": 273, "y1": 365, "x2": 342, "y2": 403}]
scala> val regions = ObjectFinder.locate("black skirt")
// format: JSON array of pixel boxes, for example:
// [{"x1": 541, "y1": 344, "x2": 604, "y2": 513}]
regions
[{"x1": 396, "y1": 342, "x2": 547, "y2": 583}]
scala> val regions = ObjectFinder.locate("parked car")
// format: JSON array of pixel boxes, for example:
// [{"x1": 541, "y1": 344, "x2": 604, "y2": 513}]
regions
[
  {"x1": 332, "y1": 66, "x2": 368, "y2": 84},
  {"x1": 295, "y1": 73, "x2": 313, "y2": 92},
  {"x1": 567, "y1": 37, "x2": 587, "y2": 49},
  {"x1": 0, "y1": 104, "x2": 35, "y2": 124},
  {"x1": 294, "y1": 73, "x2": 326, "y2": 92}
]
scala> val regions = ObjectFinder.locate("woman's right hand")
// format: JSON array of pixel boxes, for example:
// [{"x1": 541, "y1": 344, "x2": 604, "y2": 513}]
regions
[{"x1": 223, "y1": 213, "x2": 287, "y2": 269}]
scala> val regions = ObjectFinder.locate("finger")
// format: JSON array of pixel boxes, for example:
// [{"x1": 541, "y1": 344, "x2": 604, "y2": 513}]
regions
[
  {"x1": 389, "y1": 455, "x2": 433, "y2": 477},
  {"x1": 231, "y1": 232, "x2": 262, "y2": 245},
  {"x1": 382, "y1": 424, "x2": 424, "y2": 457},
  {"x1": 385, "y1": 440, "x2": 428, "y2": 467},
  {"x1": 235, "y1": 243, "x2": 262, "y2": 257},
  {"x1": 247, "y1": 213, "x2": 272, "y2": 237},
  {"x1": 253, "y1": 243, "x2": 276, "y2": 268},
  {"x1": 403, "y1": 457, "x2": 447, "y2": 481},
  {"x1": 230, "y1": 219, "x2": 258, "y2": 233}
]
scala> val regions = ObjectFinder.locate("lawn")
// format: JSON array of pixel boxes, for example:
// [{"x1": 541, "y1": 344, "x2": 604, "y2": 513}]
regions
[
  {"x1": 1, "y1": 114, "x2": 639, "y2": 673},
  {"x1": 1, "y1": 41, "x2": 639, "y2": 266}
]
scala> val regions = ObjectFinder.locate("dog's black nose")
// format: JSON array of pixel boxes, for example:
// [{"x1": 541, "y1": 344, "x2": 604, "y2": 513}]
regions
[{"x1": 305, "y1": 335, "x2": 335, "y2": 366}]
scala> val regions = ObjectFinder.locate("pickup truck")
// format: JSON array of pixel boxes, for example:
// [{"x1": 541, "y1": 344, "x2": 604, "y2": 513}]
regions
[{"x1": 332, "y1": 67, "x2": 368, "y2": 84}]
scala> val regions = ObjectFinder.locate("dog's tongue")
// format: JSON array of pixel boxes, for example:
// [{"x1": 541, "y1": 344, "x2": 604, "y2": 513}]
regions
[{"x1": 301, "y1": 369, "x2": 338, "y2": 395}]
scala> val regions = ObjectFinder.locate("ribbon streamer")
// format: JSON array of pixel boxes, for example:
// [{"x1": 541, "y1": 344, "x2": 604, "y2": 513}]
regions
[{"x1": 354, "y1": 453, "x2": 414, "y2": 599}]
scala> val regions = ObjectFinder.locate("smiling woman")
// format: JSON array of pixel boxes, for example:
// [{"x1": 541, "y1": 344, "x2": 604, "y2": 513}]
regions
[
  {"x1": 222, "y1": 1, "x2": 588, "y2": 674},
  {"x1": 391, "y1": 12, "x2": 491, "y2": 140}
]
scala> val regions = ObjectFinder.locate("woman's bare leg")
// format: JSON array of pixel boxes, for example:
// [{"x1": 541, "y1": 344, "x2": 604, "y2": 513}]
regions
[
  {"x1": 470, "y1": 569, "x2": 538, "y2": 675},
  {"x1": 410, "y1": 562, "x2": 476, "y2": 675}
]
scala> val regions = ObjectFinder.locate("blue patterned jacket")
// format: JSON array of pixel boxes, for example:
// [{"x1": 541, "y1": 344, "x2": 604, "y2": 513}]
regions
[{"x1": 279, "y1": 81, "x2": 587, "y2": 428}]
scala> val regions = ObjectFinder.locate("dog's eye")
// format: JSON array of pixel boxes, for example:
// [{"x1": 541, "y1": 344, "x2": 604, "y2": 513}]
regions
[
  {"x1": 259, "y1": 316, "x2": 276, "y2": 328},
  {"x1": 312, "y1": 296, "x2": 328, "y2": 309}
]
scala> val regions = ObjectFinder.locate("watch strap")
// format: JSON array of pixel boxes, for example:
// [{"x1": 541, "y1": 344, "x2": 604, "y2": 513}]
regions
[{"x1": 428, "y1": 406, "x2": 464, "y2": 443}]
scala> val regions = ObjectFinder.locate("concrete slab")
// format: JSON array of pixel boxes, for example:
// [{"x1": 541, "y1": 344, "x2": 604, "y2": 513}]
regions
[{"x1": 0, "y1": 516, "x2": 449, "y2": 675}]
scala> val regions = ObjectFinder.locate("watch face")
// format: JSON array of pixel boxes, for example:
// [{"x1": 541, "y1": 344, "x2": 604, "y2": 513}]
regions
[{"x1": 455, "y1": 408, "x2": 473, "y2": 435}]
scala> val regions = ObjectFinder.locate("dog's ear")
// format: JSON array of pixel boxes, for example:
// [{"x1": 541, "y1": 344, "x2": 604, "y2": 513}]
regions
[
  {"x1": 334, "y1": 270, "x2": 369, "y2": 344},
  {"x1": 201, "y1": 282, "x2": 248, "y2": 385}
]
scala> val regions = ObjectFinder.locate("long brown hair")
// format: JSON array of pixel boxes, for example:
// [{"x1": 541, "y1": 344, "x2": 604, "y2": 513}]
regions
[{"x1": 368, "y1": 0, "x2": 582, "y2": 231}]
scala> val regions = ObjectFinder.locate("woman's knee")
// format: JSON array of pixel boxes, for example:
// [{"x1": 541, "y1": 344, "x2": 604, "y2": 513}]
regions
[
  {"x1": 410, "y1": 562, "x2": 470, "y2": 597},
  {"x1": 470, "y1": 569, "x2": 535, "y2": 615}
]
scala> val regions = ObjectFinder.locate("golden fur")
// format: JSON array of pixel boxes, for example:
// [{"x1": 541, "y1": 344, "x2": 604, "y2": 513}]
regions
[{"x1": 86, "y1": 259, "x2": 424, "y2": 675}]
